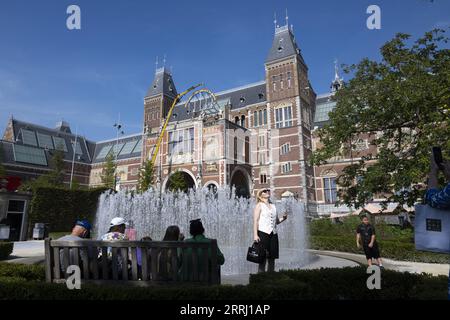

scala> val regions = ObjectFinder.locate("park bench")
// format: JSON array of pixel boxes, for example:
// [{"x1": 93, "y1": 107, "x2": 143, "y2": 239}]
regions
[{"x1": 44, "y1": 239, "x2": 220, "y2": 286}]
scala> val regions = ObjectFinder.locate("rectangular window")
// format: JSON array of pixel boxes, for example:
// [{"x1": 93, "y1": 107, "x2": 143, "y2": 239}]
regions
[
  {"x1": 169, "y1": 128, "x2": 194, "y2": 156},
  {"x1": 37, "y1": 133, "x2": 54, "y2": 150},
  {"x1": 52, "y1": 136, "x2": 68, "y2": 152},
  {"x1": 275, "y1": 106, "x2": 293, "y2": 128},
  {"x1": 21, "y1": 129, "x2": 37, "y2": 146},
  {"x1": 258, "y1": 152, "x2": 266, "y2": 165},
  {"x1": 258, "y1": 135, "x2": 265, "y2": 147},
  {"x1": 263, "y1": 109, "x2": 267, "y2": 125},
  {"x1": 260, "y1": 174, "x2": 267, "y2": 184},
  {"x1": 258, "y1": 110, "x2": 263, "y2": 127},
  {"x1": 280, "y1": 143, "x2": 290, "y2": 155},
  {"x1": 323, "y1": 177, "x2": 337, "y2": 204},
  {"x1": 281, "y1": 162, "x2": 292, "y2": 173},
  {"x1": 287, "y1": 71, "x2": 292, "y2": 88},
  {"x1": 426, "y1": 219, "x2": 442, "y2": 232},
  {"x1": 253, "y1": 111, "x2": 258, "y2": 127},
  {"x1": 13, "y1": 144, "x2": 47, "y2": 166}
]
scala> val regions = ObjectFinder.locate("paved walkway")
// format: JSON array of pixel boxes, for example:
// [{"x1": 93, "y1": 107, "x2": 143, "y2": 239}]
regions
[{"x1": 307, "y1": 249, "x2": 449, "y2": 277}]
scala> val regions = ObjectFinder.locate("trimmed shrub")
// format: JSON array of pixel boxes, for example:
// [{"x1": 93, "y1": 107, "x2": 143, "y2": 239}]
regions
[
  {"x1": 310, "y1": 235, "x2": 450, "y2": 264},
  {"x1": 0, "y1": 262, "x2": 45, "y2": 281},
  {"x1": 29, "y1": 187, "x2": 109, "y2": 234},
  {"x1": 249, "y1": 267, "x2": 448, "y2": 300},
  {"x1": 0, "y1": 242, "x2": 13, "y2": 260},
  {"x1": 0, "y1": 264, "x2": 446, "y2": 300}
]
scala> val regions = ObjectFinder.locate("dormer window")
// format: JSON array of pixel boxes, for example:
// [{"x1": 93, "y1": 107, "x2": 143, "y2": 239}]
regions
[
  {"x1": 278, "y1": 46, "x2": 283, "y2": 52},
  {"x1": 258, "y1": 93, "x2": 264, "y2": 99},
  {"x1": 240, "y1": 97, "x2": 245, "y2": 103}
]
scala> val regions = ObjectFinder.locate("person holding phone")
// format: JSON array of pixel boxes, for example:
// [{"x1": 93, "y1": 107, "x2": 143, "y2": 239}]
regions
[
  {"x1": 253, "y1": 189, "x2": 288, "y2": 273},
  {"x1": 426, "y1": 147, "x2": 450, "y2": 209}
]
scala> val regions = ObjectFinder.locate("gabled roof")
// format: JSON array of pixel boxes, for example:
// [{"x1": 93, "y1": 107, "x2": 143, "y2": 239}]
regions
[
  {"x1": 168, "y1": 81, "x2": 267, "y2": 123},
  {"x1": 9, "y1": 119, "x2": 94, "y2": 164},
  {"x1": 145, "y1": 67, "x2": 177, "y2": 98},
  {"x1": 266, "y1": 25, "x2": 305, "y2": 65}
]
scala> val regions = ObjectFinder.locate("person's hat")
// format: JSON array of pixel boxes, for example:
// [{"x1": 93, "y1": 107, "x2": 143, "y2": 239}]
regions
[
  {"x1": 75, "y1": 219, "x2": 92, "y2": 231},
  {"x1": 109, "y1": 217, "x2": 127, "y2": 227}
]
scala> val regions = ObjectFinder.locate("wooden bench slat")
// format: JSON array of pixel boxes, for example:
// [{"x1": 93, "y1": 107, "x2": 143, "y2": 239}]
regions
[
  {"x1": 141, "y1": 247, "x2": 148, "y2": 281},
  {"x1": 150, "y1": 248, "x2": 158, "y2": 281},
  {"x1": 72, "y1": 248, "x2": 79, "y2": 266},
  {"x1": 210, "y1": 240, "x2": 218, "y2": 285},
  {"x1": 63, "y1": 247, "x2": 70, "y2": 278},
  {"x1": 101, "y1": 247, "x2": 108, "y2": 280},
  {"x1": 111, "y1": 248, "x2": 118, "y2": 280},
  {"x1": 82, "y1": 248, "x2": 90, "y2": 280},
  {"x1": 171, "y1": 249, "x2": 178, "y2": 282},
  {"x1": 53, "y1": 247, "x2": 61, "y2": 280},
  {"x1": 130, "y1": 247, "x2": 138, "y2": 280},
  {"x1": 192, "y1": 247, "x2": 198, "y2": 282},
  {"x1": 91, "y1": 246, "x2": 99, "y2": 280},
  {"x1": 202, "y1": 247, "x2": 209, "y2": 283},
  {"x1": 121, "y1": 247, "x2": 128, "y2": 280}
]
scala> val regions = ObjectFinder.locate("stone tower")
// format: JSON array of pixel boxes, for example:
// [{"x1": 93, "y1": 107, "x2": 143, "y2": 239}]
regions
[{"x1": 264, "y1": 20, "x2": 316, "y2": 207}]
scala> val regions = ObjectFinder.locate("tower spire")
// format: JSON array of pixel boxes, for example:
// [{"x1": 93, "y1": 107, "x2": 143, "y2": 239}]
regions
[
  {"x1": 155, "y1": 56, "x2": 159, "y2": 73},
  {"x1": 285, "y1": 8, "x2": 289, "y2": 27},
  {"x1": 163, "y1": 54, "x2": 167, "y2": 68},
  {"x1": 331, "y1": 59, "x2": 343, "y2": 92},
  {"x1": 273, "y1": 12, "x2": 277, "y2": 30}
]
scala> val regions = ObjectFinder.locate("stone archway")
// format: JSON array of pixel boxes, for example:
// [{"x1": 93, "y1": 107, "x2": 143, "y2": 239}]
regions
[
  {"x1": 230, "y1": 167, "x2": 251, "y2": 198},
  {"x1": 163, "y1": 169, "x2": 197, "y2": 192}
]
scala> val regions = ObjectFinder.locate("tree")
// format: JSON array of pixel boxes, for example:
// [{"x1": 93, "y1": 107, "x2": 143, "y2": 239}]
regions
[
  {"x1": 101, "y1": 153, "x2": 117, "y2": 189},
  {"x1": 167, "y1": 171, "x2": 188, "y2": 192},
  {"x1": 137, "y1": 160, "x2": 155, "y2": 193},
  {"x1": 312, "y1": 29, "x2": 450, "y2": 209},
  {"x1": 46, "y1": 148, "x2": 66, "y2": 187}
]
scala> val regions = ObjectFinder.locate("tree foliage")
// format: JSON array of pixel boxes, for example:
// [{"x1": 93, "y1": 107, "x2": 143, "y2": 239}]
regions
[
  {"x1": 167, "y1": 171, "x2": 188, "y2": 192},
  {"x1": 137, "y1": 160, "x2": 155, "y2": 193},
  {"x1": 312, "y1": 29, "x2": 450, "y2": 208},
  {"x1": 101, "y1": 153, "x2": 117, "y2": 190}
]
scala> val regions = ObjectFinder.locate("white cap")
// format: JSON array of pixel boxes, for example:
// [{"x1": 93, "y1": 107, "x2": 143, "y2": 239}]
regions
[{"x1": 109, "y1": 217, "x2": 127, "y2": 227}]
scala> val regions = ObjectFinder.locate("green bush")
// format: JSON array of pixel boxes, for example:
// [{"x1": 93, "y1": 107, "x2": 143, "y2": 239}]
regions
[
  {"x1": 0, "y1": 242, "x2": 13, "y2": 260},
  {"x1": 309, "y1": 216, "x2": 413, "y2": 242},
  {"x1": 310, "y1": 235, "x2": 450, "y2": 264},
  {"x1": 29, "y1": 187, "x2": 109, "y2": 234},
  {"x1": 0, "y1": 265, "x2": 446, "y2": 300},
  {"x1": 0, "y1": 262, "x2": 45, "y2": 281},
  {"x1": 249, "y1": 267, "x2": 448, "y2": 300}
]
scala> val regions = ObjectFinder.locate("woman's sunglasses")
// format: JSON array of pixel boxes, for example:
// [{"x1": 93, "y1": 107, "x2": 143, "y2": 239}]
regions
[{"x1": 262, "y1": 189, "x2": 270, "y2": 194}]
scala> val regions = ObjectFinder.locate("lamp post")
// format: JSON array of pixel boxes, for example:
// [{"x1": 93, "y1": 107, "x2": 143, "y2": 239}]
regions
[{"x1": 113, "y1": 121, "x2": 124, "y2": 191}]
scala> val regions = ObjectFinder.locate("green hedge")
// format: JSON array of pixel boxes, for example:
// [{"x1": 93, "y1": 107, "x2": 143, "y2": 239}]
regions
[
  {"x1": 29, "y1": 187, "x2": 109, "y2": 233},
  {"x1": 0, "y1": 265, "x2": 446, "y2": 300},
  {"x1": 311, "y1": 235, "x2": 450, "y2": 264},
  {"x1": 0, "y1": 262, "x2": 45, "y2": 281},
  {"x1": 249, "y1": 267, "x2": 448, "y2": 300},
  {"x1": 0, "y1": 242, "x2": 13, "y2": 260}
]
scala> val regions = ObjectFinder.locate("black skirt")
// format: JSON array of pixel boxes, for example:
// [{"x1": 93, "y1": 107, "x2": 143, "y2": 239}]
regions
[{"x1": 258, "y1": 230, "x2": 279, "y2": 259}]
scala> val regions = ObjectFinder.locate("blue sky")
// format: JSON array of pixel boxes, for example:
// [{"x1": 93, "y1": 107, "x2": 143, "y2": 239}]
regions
[{"x1": 0, "y1": 0, "x2": 449, "y2": 141}]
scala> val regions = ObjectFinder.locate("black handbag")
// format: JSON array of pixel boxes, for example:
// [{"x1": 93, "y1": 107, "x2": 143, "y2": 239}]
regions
[{"x1": 246, "y1": 241, "x2": 266, "y2": 264}]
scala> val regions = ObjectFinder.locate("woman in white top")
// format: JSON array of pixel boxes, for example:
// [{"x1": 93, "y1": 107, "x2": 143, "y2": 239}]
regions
[{"x1": 253, "y1": 188, "x2": 288, "y2": 272}]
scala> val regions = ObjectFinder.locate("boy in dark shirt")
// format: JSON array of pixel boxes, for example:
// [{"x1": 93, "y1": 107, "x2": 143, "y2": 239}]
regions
[{"x1": 356, "y1": 215, "x2": 383, "y2": 267}]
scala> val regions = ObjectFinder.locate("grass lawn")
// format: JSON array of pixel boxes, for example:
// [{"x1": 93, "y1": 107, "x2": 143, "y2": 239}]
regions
[{"x1": 309, "y1": 216, "x2": 450, "y2": 264}]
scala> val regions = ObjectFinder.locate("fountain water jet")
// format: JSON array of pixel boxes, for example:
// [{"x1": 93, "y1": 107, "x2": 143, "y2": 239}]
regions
[{"x1": 94, "y1": 187, "x2": 309, "y2": 275}]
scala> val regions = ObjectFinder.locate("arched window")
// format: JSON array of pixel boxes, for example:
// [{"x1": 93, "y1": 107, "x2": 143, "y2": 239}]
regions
[
  {"x1": 240, "y1": 115, "x2": 245, "y2": 127},
  {"x1": 234, "y1": 116, "x2": 239, "y2": 124}
]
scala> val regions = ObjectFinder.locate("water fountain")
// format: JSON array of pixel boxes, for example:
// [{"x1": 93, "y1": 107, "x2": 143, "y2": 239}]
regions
[{"x1": 94, "y1": 187, "x2": 309, "y2": 275}]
